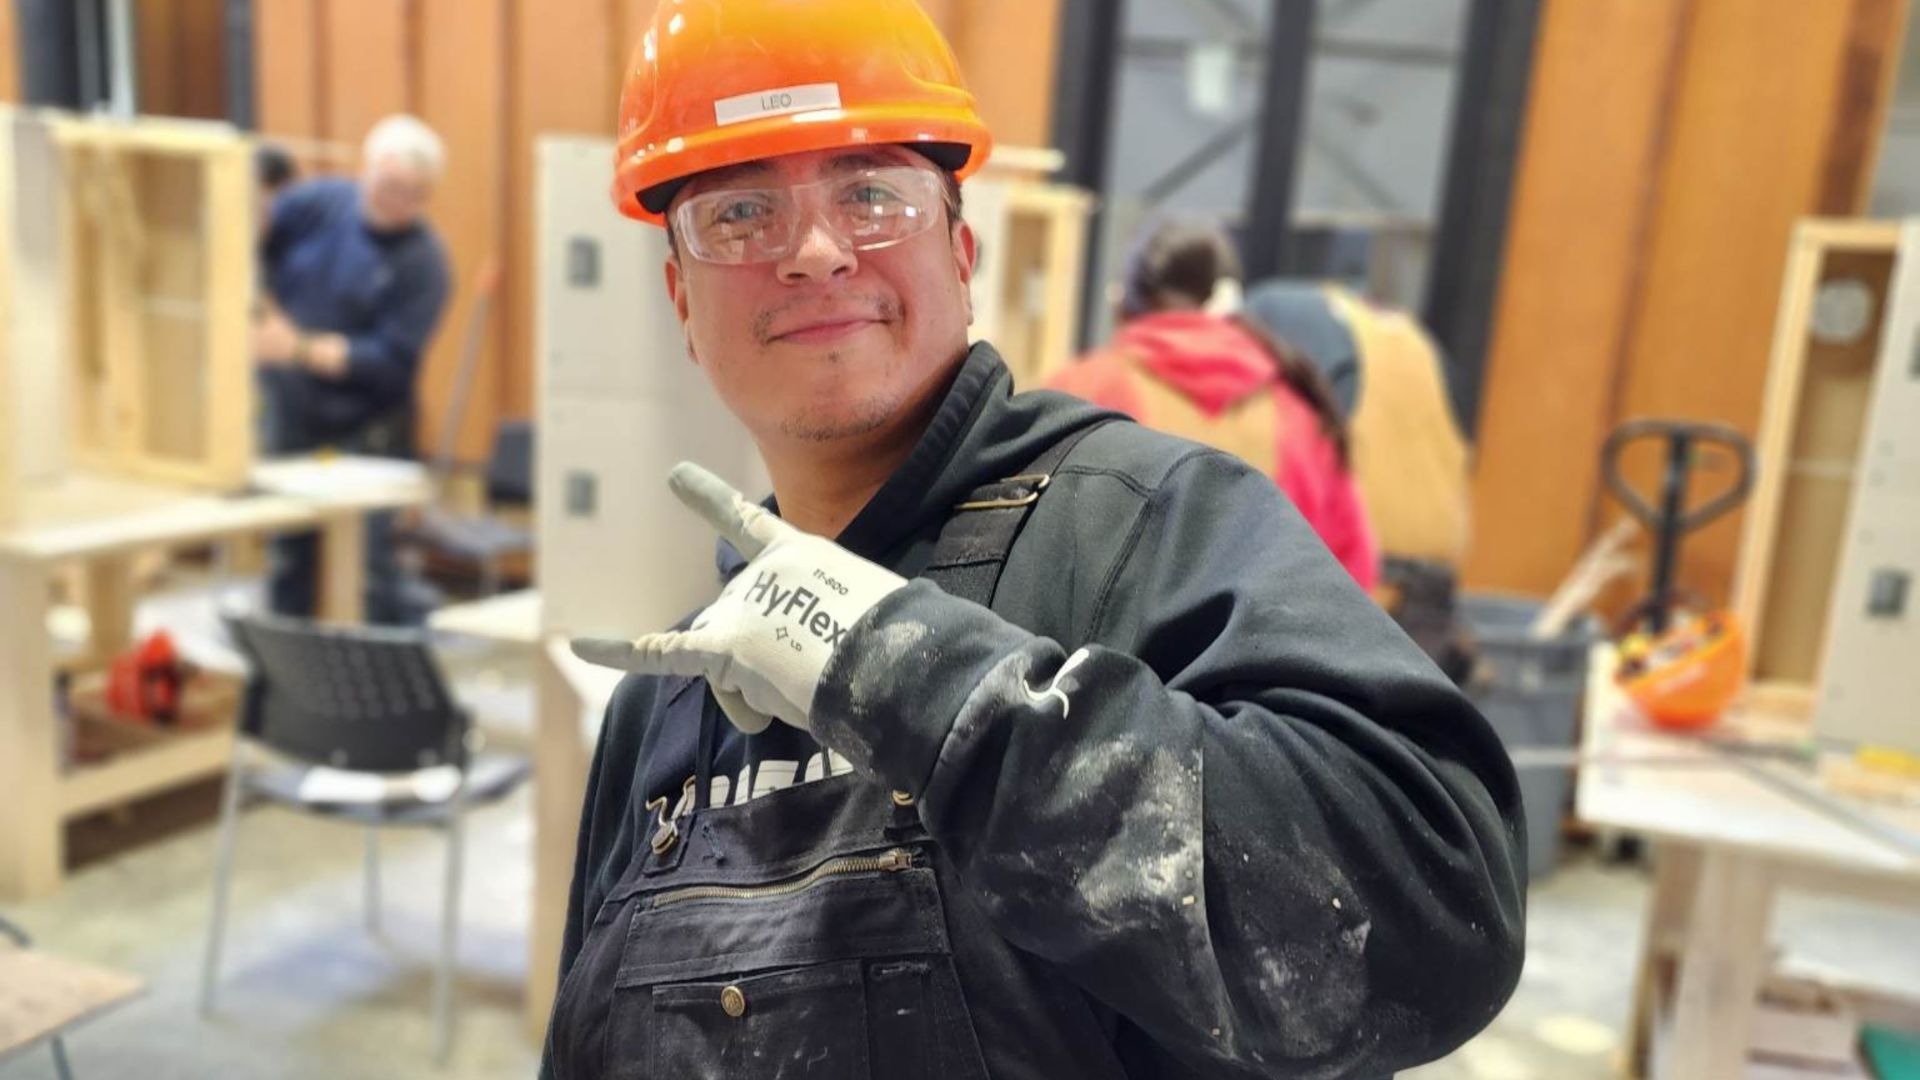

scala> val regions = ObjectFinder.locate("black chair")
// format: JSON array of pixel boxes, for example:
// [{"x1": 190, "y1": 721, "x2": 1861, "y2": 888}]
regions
[
  {"x1": 410, "y1": 420, "x2": 535, "y2": 595},
  {"x1": 201, "y1": 614, "x2": 530, "y2": 1064}
]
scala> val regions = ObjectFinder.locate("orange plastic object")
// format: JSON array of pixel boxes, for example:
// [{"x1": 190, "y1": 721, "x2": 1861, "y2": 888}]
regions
[
  {"x1": 1616, "y1": 613, "x2": 1747, "y2": 731},
  {"x1": 613, "y1": 0, "x2": 993, "y2": 225},
  {"x1": 105, "y1": 630, "x2": 183, "y2": 724}
]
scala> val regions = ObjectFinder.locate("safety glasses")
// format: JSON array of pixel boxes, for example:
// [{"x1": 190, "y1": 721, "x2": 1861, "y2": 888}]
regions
[{"x1": 672, "y1": 165, "x2": 949, "y2": 265}]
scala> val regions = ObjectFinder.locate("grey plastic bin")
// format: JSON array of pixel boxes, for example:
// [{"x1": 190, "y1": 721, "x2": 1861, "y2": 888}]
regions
[{"x1": 1461, "y1": 593, "x2": 1600, "y2": 880}]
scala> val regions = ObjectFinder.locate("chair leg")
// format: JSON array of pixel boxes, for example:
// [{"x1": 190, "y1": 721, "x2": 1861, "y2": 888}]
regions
[
  {"x1": 200, "y1": 761, "x2": 245, "y2": 1016},
  {"x1": 50, "y1": 1036, "x2": 75, "y2": 1080},
  {"x1": 433, "y1": 806, "x2": 465, "y2": 1065},
  {"x1": 364, "y1": 827, "x2": 381, "y2": 935}
]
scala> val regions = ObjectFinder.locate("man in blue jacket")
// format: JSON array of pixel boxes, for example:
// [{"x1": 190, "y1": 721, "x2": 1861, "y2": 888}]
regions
[
  {"x1": 543, "y1": 2, "x2": 1525, "y2": 1076},
  {"x1": 255, "y1": 114, "x2": 451, "y2": 624}
]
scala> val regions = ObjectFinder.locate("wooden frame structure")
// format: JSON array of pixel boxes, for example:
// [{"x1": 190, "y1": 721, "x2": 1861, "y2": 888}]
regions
[
  {"x1": 965, "y1": 148, "x2": 1095, "y2": 390},
  {"x1": 1732, "y1": 218, "x2": 1904, "y2": 719},
  {"x1": 1815, "y1": 218, "x2": 1920, "y2": 754},
  {"x1": 52, "y1": 116, "x2": 254, "y2": 491}
]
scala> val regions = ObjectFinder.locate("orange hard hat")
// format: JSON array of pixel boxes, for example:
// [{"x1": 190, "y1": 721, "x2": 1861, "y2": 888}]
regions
[
  {"x1": 613, "y1": 0, "x2": 994, "y2": 226},
  {"x1": 1617, "y1": 612, "x2": 1748, "y2": 731}
]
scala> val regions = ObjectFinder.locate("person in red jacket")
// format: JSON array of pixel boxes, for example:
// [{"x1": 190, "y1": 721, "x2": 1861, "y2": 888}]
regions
[{"x1": 1049, "y1": 221, "x2": 1380, "y2": 588}]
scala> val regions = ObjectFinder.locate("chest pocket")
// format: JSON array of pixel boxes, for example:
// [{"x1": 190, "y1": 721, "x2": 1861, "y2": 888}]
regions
[{"x1": 603, "y1": 847, "x2": 989, "y2": 1080}]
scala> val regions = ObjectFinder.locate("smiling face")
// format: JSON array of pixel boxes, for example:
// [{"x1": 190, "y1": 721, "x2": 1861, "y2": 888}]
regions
[{"x1": 663, "y1": 145, "x2": 977, "y2": 447}]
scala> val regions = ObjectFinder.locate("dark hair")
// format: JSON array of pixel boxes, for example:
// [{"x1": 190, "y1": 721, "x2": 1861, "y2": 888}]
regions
[
  {"x1": 1123, "y1": 220, "x2": 1351, "y2": 469},
  {"x1": 664, "y1": 165, "x2": 964, "y2": 257},
  {"x1": 256, "y1": 144, "x2": 297, "y2": 192}
]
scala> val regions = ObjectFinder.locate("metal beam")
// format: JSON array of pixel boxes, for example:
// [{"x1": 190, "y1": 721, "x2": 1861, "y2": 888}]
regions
[
  {"x1": 225, "y1": 0, "x2": 256, "y2": 129},
  {"x1": 1124, "y1": 35, "x2": 1457, "y2": 68},
  {"x1": 1173, "y1": 0, "x2": 1256, "y2": 36},
  {"x1": 1242, "y1": 0, "x2": 1317, "y2": 280},
  {"x1": 1051, "y1": 0, "x2": 1127, "y2": 349},
  {"x1": 1421, "y1": 0, "x2": 1545, "y2": 435},
  {"x1": 1139, "y1": 119, "x2": 1256, "y2": 204}
]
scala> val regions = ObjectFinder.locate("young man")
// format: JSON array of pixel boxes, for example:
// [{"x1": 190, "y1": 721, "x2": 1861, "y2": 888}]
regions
[
  {"x1": 545, "y1": 2, "x2": 1525, "y2": 1077},
  {"x1": 255, "y1": 114, "x2": 451, "y2": 624}
]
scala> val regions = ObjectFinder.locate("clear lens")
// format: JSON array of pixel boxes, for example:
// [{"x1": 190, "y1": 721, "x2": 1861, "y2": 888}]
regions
[{"x1": 676, "y1": 166, "x2": 944, "y2": 265}]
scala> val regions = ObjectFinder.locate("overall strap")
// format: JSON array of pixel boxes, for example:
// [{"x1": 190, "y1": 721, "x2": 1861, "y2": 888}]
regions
[{"x1": 921, "y1": 422, "x2": 1109, "y2": 607}]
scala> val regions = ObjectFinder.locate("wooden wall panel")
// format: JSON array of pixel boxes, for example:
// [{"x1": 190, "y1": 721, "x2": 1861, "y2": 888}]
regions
[
  {"x1": 1462, "y1": 1, "x2": 1691, "y2": 597},
  {"x1": 503, "y1": 0, "x2": 622, "y2": 422},
  {"x1": 255, "y1": 0, "x2": 323, "y2": 140},
  {"x1": 137, "y1": 0, "x2": 227, "y2": 119},
  {"x1": 1466, "y1": 0, "x2": 1908, "y2": 604},
  {"x1": 949, "y1": 0, "x2": 1062, "y2": 149},
  {"x1": 0, "y1": 1, "x2": 17, "y2": 103},
  {"x1": 416, "y1": 0, "x2": 509, "y2": 462},
  {"x1": 1610, "y1": 0, "x2": 1908, "y2": 608},
  {"x1": 323, "y1": 0, "x2": 409, "y2": 145}
]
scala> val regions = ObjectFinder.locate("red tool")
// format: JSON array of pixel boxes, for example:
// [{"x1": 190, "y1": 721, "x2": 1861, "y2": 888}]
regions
[{"x1": 105, "y1": 631, "x2": 186, "y2": 725}]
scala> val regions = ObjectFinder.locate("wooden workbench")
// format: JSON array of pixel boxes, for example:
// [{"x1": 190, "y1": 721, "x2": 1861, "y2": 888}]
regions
[
  {"x1": 1576, "y1": 645, "x2": 1920, "y2": 1079},
  {"x1": 0, "y1": 460, "x2": 430, "y2": 900}
]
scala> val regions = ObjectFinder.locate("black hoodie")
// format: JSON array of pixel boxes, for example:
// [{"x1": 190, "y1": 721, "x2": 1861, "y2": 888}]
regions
[{"x1": 543, "y1": 344, "x2": 1526, "y2": 1078}]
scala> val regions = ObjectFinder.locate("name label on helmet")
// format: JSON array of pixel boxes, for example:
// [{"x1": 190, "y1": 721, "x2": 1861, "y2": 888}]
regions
[{"x1": 714, "y1": 83, "x2": 843, "y2": 127}]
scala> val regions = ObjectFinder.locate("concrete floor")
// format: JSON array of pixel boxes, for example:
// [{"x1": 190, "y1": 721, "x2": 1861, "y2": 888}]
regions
[{"x1": 7, "y1": 640, "x2": 1920, "y2": 1078}]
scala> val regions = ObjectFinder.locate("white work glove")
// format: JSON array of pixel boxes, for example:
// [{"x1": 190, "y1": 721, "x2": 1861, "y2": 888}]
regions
[{"x1": 570, "y1": 463, "x2": 906, "y2": 735}]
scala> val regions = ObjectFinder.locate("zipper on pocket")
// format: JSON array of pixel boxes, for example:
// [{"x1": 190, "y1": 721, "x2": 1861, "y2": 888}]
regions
[{"x1": 651, "y1": 848, "x2": 917, "y2": 909}]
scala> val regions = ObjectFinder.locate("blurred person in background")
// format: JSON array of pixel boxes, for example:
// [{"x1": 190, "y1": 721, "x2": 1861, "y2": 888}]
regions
[
  {"x1": 1048, "y1": 220, "x2": 1379, "y2": 589},
  {"x1": 254, "y1": 143, "x2": 298, "y2": 228},
  {"x1": 1244, "y1": 280, "x2": 1475, "y2": 681},
  {"x1": 253, "y1": 114, "x2": 451, "y2": 625}
]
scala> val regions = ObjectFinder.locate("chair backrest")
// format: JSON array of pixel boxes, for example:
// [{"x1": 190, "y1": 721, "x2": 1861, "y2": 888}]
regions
[
  {"x1": 485, "y1": 420, "x2": 534, "y2": 506},
  {"x1": 225, "y1": 614, "x2": 467, "y2": 773}
]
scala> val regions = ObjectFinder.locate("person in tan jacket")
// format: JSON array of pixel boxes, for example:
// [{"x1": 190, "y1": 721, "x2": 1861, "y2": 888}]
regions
[{"x1": 1048, "y1": 221, "x2": 1379, "y2": 589}]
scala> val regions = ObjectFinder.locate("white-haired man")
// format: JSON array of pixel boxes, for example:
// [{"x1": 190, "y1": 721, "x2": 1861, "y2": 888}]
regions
[{"x1": 255, "y1": 114, "x2": 452, "y2": 625}]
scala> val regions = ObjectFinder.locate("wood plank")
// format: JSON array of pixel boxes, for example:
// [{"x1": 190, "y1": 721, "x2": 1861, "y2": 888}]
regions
[
  {"x1": 136, "y1": 0, "x2": 227, "y2": 120},
  {"x1": 415, "y1": 0, "x2": 509, "y2": 464},
  {"x1": 0, "y1": 111, "x2": 15, "y2": 528},
  {"x1": 58, "y1": 728, "x2": 233, "y2": 817},
  {"x1": 0, "y1": 556, "x2": 60, "y2": 899},
  {"x1": 0, "y1": 0, "x2": 18, "y2": 103},
  {"x1": 1737, "y1": 236, "x2": 1897, "y2": 688},
  {"x1": 199, "y1": 138, "x2": 254, "y2": 481},
  {"x1": 317, "y1": 511, "x2": 366, "y2": 623},
  {"x1": 1462, "y1": 0, "x2": 1692, "y2": 597},
  {"x1": 527, "y1": 642, "x2": 595, "y2": 1036},
  {"x1": 322, "y1": 0, "x2": 409, "y2": 146},
  {"x1": 1666, "y1": 852, "x2": 1776, "y2": 1080},
  {"x1": 254, "y1": 0, "x2": 323, "y2": 143},
  {"x1": 1817, "y1": 0, "x2": 1913, "y2": 212},
  {"x1": 0, "y1": 948, "x2": 143, "y2": 1055},
  {"x1": 82, "y1": 556, "x2": 135, "y2": 661},
  {"x1": 950, "y1": 0, "x2": 1063, "y2": 150},
  {"x1": 1611, "y1": 0, "x2": 1907, "y2": 612}
]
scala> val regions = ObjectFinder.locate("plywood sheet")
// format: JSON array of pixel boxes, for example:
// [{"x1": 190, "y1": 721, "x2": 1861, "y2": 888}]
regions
[
  {"x1": 0, "y1": 948, "x2": 142, "y2": 1055},
  {"x1": 136, "y1": 0, "x2": 227, "y2": 120},
  {"x1": 1463, "y1": 0, "x2": 1691, "y2": 596},
  {"x1": 254, "y1": 0, "x2": 322, "y2": 140},
  {"x1": 0, "y1": 1, "x2": 17, "y2": 104},
  {"x1": 416, "y1": 0, "x2": 509, "y2": 463},
  {"x1": 950, "y1": 0, "x2": 1062, "y2": 149},
  {"x1": 1613, "y1": 0, "x2": 1908, "y2": 610},
  {"x1": 1753, "y1": 473, "x2": 1857, "y2": 685},
  {"x1": 324, "y1": 0, "x2": 409, "y2": 145}
]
